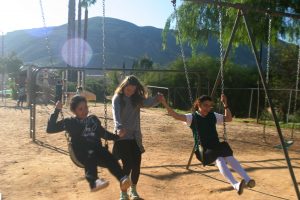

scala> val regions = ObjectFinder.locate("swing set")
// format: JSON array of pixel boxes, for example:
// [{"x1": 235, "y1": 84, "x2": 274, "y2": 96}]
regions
[
  {"x1": 27, "y1": 0, "x2": 300, "y2": 198},
  {"x1": 171, "y1": 0, "x2": 300, "y2": 198}
]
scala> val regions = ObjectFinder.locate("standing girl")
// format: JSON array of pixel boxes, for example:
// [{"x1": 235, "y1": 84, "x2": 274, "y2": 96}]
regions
[
  {"x1": 46, "y1": 95, "x2": 131, "y2": 192},
  {"x1": 112, "y1": 75, "x2": 161, "y2": 200},
  {"x1": 160, "y1": 94, "x2": 255, "y2": 195}
]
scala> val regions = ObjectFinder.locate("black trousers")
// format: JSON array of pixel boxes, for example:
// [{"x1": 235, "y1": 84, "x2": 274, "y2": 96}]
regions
[
  {"x1": 114, "y1": 140, "x2": 142, "y2": 185},
  {"x1": 80, "y1": 146, "x2": 125, "y2": 188}
]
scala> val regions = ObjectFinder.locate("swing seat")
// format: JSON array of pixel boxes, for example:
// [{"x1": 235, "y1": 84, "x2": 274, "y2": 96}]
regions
[
  {"x1": 194, "y1": 145, "x2": 215, "y2": 167},
  {"x1": 273, "y1": 140, "x2": 294, "y2": 149},
  {"x1": 68, "y1": 142, "x2": 85, "y2": 168}
]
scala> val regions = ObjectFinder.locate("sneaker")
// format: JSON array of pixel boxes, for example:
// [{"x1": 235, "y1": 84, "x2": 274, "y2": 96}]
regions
[
  {"x1": 129, "y1": 185, "x2": 140, "y2": 200},
  {"x1": 90, "y1": 178, "x2": 109, "y2": 192},
  {"x1": 120, "y1": 192, "x2": 129, "y2": 200},
  {"x1": 246, "y1": 179, "x2": 256, "y2": 188},
  {"x1": 120, "y1": 176, "x2": 131, "y2": 191},
  {"x1": 237, "y1": 179, "x2": 246, "y2": 195}
]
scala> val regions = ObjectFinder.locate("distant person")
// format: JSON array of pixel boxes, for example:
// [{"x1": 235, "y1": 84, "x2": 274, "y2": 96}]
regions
[
  {"x1": 160, "y1": 94, "x2": 255, "y2": 195},
  {"x1": 112, "y1": 75, "x2": 163, "y2": 200},
  {"x1": 17, "y1": 85, "x2": 26, "y2": 107},
  {"x1": 46, "y1": 95, "x2": 131, "y2": 192},
  {"x1": 55, "y1": 80, "x2": 63, "y2": 102},
  {"x1": 76, "y1": 86, "x2": 83, "y2": 95}
]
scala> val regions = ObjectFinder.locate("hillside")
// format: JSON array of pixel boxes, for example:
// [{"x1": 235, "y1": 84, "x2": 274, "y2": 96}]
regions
[{"x1": 4, "y1": 17, "x2": 256, "y2": 67}]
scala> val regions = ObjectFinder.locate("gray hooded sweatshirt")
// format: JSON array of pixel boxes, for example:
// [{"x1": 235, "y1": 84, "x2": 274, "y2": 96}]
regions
[{"x1": 112, "y1": 93, "x2": 159, "y2": 152}]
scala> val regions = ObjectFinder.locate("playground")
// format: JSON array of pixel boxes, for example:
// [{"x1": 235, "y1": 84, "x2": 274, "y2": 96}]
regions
[
  {"x1": 0, "y1": 0, "x2": 300, "y2": 199},
  {"x1": 0, "y1": 100, "x2": 299, "y2": 200}
]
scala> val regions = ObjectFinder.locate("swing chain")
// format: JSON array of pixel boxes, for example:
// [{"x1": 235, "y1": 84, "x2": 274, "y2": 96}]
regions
[
  {"x1": 102, "y1": 0, "x2": 108, "y2": 148},
  {"x1": 262, "y1": 14, "x2": 272, "y2": 142},
  {"x1": 218, "y1": 4, "x2": 227, "y2": 141},
  {"x1": 39, "y1": 0, "x2": 54, "y2": 66},
  {"x1": 266, "y1": 15, "x2": 272, "y2": 85},
  {"x1": 60, "y1": 110, "x2": 70, "y2": 142},
  {"x1": 291, "y1": 45, "x2": 300, "y2": 139},
  {"x1": 172, "y1": 0, "x2": 194, "y2": 106}
]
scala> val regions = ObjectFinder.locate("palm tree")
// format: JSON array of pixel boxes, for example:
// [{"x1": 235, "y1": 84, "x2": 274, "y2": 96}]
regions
[
  {"x1": 67, "y1": 0, "x2": 76, "y2": 67},
  {"x1": 81, "y1": 0, "x2": 97, "y2": 67},
  {"x1": 77, "y1": 0, "x2": 82, "y2": 87}
]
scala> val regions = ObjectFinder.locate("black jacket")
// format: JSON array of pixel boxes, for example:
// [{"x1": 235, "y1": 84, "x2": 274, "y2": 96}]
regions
[{"x1": 46, "y1": 109, "x2": 118, "y2": 151}]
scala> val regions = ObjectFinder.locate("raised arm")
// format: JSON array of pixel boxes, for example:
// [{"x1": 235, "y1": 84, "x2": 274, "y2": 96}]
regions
[
  {"x1": 93, "y1": 116, "x2": 119, "y2": 141},
  {"x1": 161, "y1": 96, "x2": 187, "y2": 122},
  {"x1": 221, "y1": 94, "x2": 232, "y2": 122},
  {"x1": 46, "y1": 101, "x2": 65, "y2": 133},
  {"x1": 142, "y1": 94, "x2": 160, "y2": 108}
]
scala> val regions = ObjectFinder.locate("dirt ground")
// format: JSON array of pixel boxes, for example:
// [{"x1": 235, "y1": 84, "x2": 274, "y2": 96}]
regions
[{"x1": 0, "y1": 100, "x2": 300, "y2": 200}]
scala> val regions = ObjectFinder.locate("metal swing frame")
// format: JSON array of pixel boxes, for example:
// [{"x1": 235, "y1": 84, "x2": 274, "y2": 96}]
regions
[{"x1": 173, "y1": 1, "x2": 300, "y2": 198}]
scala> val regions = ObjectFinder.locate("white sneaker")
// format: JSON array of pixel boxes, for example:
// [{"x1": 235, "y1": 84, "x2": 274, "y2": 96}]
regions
[
  {"x1": 90, "y1": 178, "x2": 109, "y2": 192},
  {"x1": 120, "y1": 176, "x2": 131, "y2": 191},
  {"x1": 237, "y1": 179, "x2": 246, "y2": 195},
  {"x1": 246, "y1": 179, "x2": 256, "y2": 188},
  {"x1": 129, "y1": 185, "x2": 140, "y2": 200},
  {"x1": 120, "y1": 192, "x2": 129, "y2": 200}
]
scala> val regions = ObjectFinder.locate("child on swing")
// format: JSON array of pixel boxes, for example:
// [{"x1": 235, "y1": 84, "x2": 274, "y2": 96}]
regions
[
  {"x1": 112, "y1": 75, "x2": 162, "y2": 200},
  {"x1": 46, "y1": 95, "x2": 131, "y2": 192},
  {"x1": 160, "y1": 94, "x2": 255, "y2": 195}
]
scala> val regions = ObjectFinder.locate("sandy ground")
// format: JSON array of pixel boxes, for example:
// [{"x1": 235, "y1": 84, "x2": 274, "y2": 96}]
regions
[{"x1": 0, "y1": 100, "x2": 300, "y2": 200}]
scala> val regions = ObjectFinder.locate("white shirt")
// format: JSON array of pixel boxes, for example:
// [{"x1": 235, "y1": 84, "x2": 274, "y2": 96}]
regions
[{"x1": 185, "y1": 112, "x2": 224, "y2": 127}]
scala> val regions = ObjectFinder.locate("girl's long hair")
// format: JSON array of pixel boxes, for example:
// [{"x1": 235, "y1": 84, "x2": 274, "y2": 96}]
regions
[
  {"x1": 114, "y1": 75, "x2": 147, "y2": 107},
  {"x1": 192, "y1": 95, "x2": 212, "y2": 112}
]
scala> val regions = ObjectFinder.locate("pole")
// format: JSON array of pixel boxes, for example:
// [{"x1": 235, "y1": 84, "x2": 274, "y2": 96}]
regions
[
  {"x1": 248, "y1": 89, "x2": 253, "y2": 118},
  {"x1": 256, "y1": 81, "x2": 260, "y2": 123},
  {"x1": 242, "y1": 10, "x2": 300, "y2": 199}
]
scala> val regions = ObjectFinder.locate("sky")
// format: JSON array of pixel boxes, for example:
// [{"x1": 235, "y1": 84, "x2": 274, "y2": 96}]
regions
[{"x1": 0, "y1": 0, "x2": 180, "y2": 34}]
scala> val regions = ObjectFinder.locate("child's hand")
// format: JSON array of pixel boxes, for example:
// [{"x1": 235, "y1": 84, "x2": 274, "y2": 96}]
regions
[
  {"x1": 221, "y1": 94, "x2": 228, "y2": 107},
  {"x1": 117, "y1": 129, "x2": 126, "y2": 138},
  {"x1": 55, "y1": 101, "x2": 63, "y2": 110}
]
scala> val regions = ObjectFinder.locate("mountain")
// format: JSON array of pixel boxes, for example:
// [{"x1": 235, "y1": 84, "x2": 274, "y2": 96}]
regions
[{"x1": 4, "y1": 17, "x2": 257, "y2": 67}]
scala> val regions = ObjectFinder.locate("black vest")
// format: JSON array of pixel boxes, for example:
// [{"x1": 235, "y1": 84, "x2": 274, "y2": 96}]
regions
[{"x1": 190, "y1": 112, "x2": 220, "y2": 149}]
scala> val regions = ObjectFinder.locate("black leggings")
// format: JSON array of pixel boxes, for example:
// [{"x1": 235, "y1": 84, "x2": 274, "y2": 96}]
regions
[
  {"x1": 115, "y1": 140, "x2": 142, "y2": 185},
  {"x1": 81, "y1": 146, "x2": 125, "y2": 188}
]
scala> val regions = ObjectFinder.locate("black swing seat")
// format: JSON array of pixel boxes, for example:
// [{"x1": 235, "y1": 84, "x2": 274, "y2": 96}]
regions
[
  {"x1": 67, "y1": 140, "x2": 85, "y2": 168},
  {"x1": 273, "y1": 140, "x2": 294, "y2": 149},
  {"x1": 67, "y1": 137, "x2": 109, "y2": 169},
  {"x1": 194, "y1": 145, "x2": 215, "y2": 167}
]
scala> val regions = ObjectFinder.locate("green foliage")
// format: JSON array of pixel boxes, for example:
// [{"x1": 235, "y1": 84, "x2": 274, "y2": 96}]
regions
[
  {"x1": 141, "y1": 54, "x2": 258, "y2": 115},
  {"x1": 85, "y1": 77, "x2": 105, "y2": 101},
  {"x1": 163, "y1": 1, "x2": 300, "y2": 53}
]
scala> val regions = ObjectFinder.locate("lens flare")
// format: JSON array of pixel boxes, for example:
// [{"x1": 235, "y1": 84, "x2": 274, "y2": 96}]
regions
[{"x1": 61, "y1": 38, "x2": 93, "y2": 67}]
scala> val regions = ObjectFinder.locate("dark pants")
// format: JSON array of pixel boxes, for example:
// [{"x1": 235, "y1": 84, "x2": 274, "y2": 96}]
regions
[
  {"x1": 82, "y1": 146, "x2": 125, "y2": 188},
  {"x1": 115, "y1": 140, "x2": 142, "y2": 185}
]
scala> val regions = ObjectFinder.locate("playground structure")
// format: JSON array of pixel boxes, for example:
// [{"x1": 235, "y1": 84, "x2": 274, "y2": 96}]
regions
[{"x1": 4, "y1": 0, "x2": 297, "y2": 199}]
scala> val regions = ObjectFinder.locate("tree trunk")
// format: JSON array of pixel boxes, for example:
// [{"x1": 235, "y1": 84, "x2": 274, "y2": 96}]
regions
[
  {"x1": 82, "y1": 7, "x2": 88, "y2": 67},
  {"x1": 77, "y1": 0, "x2": 82, "y2": 86}
]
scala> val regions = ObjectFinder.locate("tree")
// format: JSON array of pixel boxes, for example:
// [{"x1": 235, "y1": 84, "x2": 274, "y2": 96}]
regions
[
  {"x1": 81, "y1": 0, "x2": 97, "y2": 66},
  {"x1": 67, "y1": 0, "x2": 76, "y2": 67},
  {"x1": 163, "y1": 1, "x2": 300, "y2": 53}
]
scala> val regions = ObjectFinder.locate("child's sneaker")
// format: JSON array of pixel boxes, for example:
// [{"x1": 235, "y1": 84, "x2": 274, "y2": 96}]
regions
[
  {"x1": 90, "y1": 178, "x2": 109, "y2": 192},
  {"x1": 237, "y1": 179, "x2": 246, "y2": 195},
  {"x1": 246, "y1": 179, "x2": 256, "y2": 188},
  {"x1": 129, "y1": 185, "x2": 140, "y2": 200},
  {"x1": 120, "y1": 176, "x2": 131, "y2": 191},
  {"x1": 120, "y1": 191, "x2": 129, "y2": 200}
]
